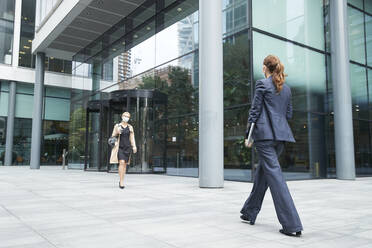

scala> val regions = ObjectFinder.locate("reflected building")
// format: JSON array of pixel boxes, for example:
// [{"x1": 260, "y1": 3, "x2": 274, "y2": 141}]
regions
[{"x1": 118, "y1": 51, "x2": 132, "y2": 83}]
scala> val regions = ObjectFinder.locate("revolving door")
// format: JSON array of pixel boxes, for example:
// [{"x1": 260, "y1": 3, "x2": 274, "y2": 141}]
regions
[{"x1": 85, "y1": 89, "x2": 167, "y2": 173}]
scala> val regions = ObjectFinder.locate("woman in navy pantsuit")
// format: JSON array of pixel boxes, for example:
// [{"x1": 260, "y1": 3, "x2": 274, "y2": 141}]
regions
[{"x1": 241, "y1": 55, "x2": 303, "y2": 237}]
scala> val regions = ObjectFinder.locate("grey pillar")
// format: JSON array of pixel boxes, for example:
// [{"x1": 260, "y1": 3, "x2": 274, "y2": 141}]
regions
[
  {"x1": 89, "y1": 61, "x2": 101, "y2": 169},
  {"x1": 4, "y1": 81, "x2": 16, "y2": 166},
  {"x1": 30, "y1": 52, "x2": 45, "y2": 169},
  {"x1": 198, "y1": 0, "x2": 224, "y2": 188},
  {"x1": 330, "y1": 0, "x2": 355, "y2": 180}
]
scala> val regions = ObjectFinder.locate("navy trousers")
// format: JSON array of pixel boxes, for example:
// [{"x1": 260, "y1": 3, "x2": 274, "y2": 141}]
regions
[{"x1": 241, "y1": 140, "x2": 303, "y2": 232}]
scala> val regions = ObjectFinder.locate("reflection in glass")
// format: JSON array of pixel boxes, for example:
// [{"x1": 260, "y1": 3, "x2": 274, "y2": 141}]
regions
[
  {"x1": 348, "y1": 0, "x2": 363, "y2": 9},
  {"x1": 369, "y1": 69, "x2": 372, "y2": 119},
  {"x1": 0, "y1": 0, "x2": 15, "y2": 64},
  {"x1": 19, "y1": 0, "x2": 36, "y2": 68},
  {"x1": 253, "y1": 32, "x2": 327, "y2": 179},
  {"x1": 223, "y1": 30, "x2": 250, "y2": 107},
  {"x1": 366, "y1": 14, "x2": 372, "y2": 66},
  {"x1": 41, "y1": 120, "x2": 69, "y2": 165},
  {"x1": 223, "y1": 0, "x2": 248, "y2": 36},
  {"x1": 366, "y1": 0, "x2": 372, "y2": 14},
  {"x1": 224, "y1": 106, "x2": 251, "y2": 181},
  {"x1": 253, "y1": 32, "x2": 326, "y2": 113},
  {"x1": 350, "y1": 63, "x2": 368, "y2": 119},
  {"x1": 348, "y1": 7, "x2": 365, "y2": 64},
  {"x1": 13, "y1": 118, "x2": 32, "y2": 165},
  {"x1": 0, "y1": 116, "x2": 7, "y2": 165},
  {"x1": 253, "y1": 0, "x2": 324, "y2": 50},
  {"x1": 353, "y1": 119, "x2": 372, "y2": 175}
]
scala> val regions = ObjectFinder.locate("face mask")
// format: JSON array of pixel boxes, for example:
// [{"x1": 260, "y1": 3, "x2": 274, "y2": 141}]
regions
[{"x1": 122, "y1": 117, "x2": 129, "y2": 122}]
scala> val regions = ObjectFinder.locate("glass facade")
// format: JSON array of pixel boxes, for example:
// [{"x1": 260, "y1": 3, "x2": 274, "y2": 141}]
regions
[
  {"x1": 67, "y1": 0, "x2": 330, "y2": 180},
  {"x1": 0, "y1": 0, "x2": 15, "y2": 65},
  {"x1": 0, "y1": 0, "x2": 371, "y2": 179},
  {"x1": 0, "y1": 81, "x2": 71, "y2": 166},
  {"x1": 252, "y1": 0, "x2": 328, "y2": 180},
  {"x1": 19, "y1": 0, "x2": 35, "y2": 67},
  {"x1": 347, "y1": 0, "x2": 372, "y2": 175}
]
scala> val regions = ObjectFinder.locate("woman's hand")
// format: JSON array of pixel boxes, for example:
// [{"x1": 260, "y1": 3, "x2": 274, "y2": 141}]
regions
[
  {"x1": 244, "y1": 139, "x2": 253, "y2": 148},
  {"x1": 132, "y1": 146, "x2": 137, "y2": 154}
]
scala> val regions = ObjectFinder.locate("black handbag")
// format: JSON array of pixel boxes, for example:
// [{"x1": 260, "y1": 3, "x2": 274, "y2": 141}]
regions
[{"x1": 108, "y1": 136, "x2": 117, "y2": 147}]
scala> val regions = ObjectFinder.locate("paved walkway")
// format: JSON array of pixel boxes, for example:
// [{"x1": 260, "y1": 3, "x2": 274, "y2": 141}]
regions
[{"x1": 0, "y1": 166, "x2": 371, "y2": 248}]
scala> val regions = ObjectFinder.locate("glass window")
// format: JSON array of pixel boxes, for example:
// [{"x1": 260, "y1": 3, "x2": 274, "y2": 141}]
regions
[
  {"x1": 224, "y1": 106, "x2": 251, "y2": 181},
  {"x1": 366, "y1": 0, "x2": 372, "y2": 14},
  {"x1": 13, "y1": 118, "x2": 32, "y2": 165},
  {"x1": 48, "y1": 57, "x2": 64, "y2": 73},
  {"x1": 16, "y1": 83, "x2": 33, "y2": 94},
  {"x1": 252, "y1": 32, "x2": 328, "y2": 179},
  {"x1": 41, "y1": 120, "x2": 69, "y2": 165},
  {"x1": 350, "y1": 63, "x2": 368, "y2": 119},
  {"x1": 348, "y1": 0, "x2": 363, "y2": 9},
  {"x1": 223, "y1": 31, "x2": 251, "y2": 106},
  {"x1": 15, "y1": 94, "x2": 33, "y2": 119},
  {"x1": 0, "y1": 0, "x2": 15, "y2": 65},
  {"x1": 223, "y1": 0, "x2": 248, "y2": 36},
  {"x1": 19, "y1": 0, "x2": 36, "y2": 68},
  {"x1": 253, "y1": 32, "x2": 327, "y2": 113},
  {"x1": 0, "y1": 91, "x2": 9, "y2": 116},
  {"x1": 0, "y1": 116, "x2": 6, "y2": 165},
  {"x1": 129, "y1": 36, "x2": 156, "y2": 76},
  {"x1": 348, "y1": 7, "x2": 366, "y2": 64},
  {"x1": 155, "y1": 13, "x2": 196, "y2": 66},
  {"x1": 366, "y1": 13, "x2": 372, "y2": 66},
  {"x1": 353, "y1": 119, "x2": 372, "y2": 175},
  {"x1": 368, "y1": 69, "x2": 372, "y2": 119},
  {"x1": 44, "y1": 98, "x2": 70, "y2": 121},
  {"x1": 253, "y1": 0, "x2": 325, "y2": 50}
]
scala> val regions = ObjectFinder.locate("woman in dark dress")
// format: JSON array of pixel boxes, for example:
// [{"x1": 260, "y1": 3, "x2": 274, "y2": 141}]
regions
[{"x1": 110, "y1": 112, "x2": 137, "y2": 189}]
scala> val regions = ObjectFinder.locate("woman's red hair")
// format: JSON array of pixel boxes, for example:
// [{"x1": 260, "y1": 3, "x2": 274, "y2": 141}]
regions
[{"x1": 263, "y1": 55, "x2": 286, "y2": 93}]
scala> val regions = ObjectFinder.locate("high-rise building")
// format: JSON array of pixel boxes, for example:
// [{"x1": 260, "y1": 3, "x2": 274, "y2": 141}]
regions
[{"x1": 118, "y1": 51, "x2": 132, "y2": 82}]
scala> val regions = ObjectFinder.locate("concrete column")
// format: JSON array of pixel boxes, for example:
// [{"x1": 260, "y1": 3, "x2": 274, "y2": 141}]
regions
[
  {"x1": 4, "y1": 82, "x2": 16, "y2": 166},
  {"x1": 198, "y1": 0, "x2": 224, "y2": 188},
  {"x1": 30, "y1": 52, "x2": 45, "y2": 169},
  {"x1": 330, "y1": 0, "x2": 356, "y2": 180}
]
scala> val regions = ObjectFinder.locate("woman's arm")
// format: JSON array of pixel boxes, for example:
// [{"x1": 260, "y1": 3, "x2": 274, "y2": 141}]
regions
[
  {"x1": 248, "y1": 80, "x2": 266, "y2": 124},
  {"x1": 129, "y1": 125, "x2": 137, "y2": 153},
  {"x1": 111, "y1": 124, "x2": 119, "y2": 137},
  {"x1": 286, "y1": 88, "x2": 293, "y2": 120}
]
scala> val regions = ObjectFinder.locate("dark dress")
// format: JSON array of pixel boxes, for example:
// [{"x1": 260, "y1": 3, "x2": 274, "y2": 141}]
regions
[{"x1": 118, "y1": 125, "x2": 132, "y2": 162}]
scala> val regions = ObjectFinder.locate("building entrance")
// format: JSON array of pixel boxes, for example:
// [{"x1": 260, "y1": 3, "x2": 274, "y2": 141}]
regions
[{"x1": 85, "y1": 89, "x2": 167, "y2": 173}]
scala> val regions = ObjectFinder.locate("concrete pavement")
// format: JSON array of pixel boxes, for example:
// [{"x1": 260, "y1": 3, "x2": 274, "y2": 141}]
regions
[{"x1": 0, "y1": 166, "x2": 372, "y2": 248}]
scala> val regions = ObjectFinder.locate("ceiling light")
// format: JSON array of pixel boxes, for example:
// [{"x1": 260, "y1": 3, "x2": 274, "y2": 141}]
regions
[
  {"x1": 133, "y1": 34, "x2": 138, "y2": 38},
  {"x1": 50, "y1": 57, "x2": 54, "y2": 59},
  {"x1": 146, "y1": 26, "x2": 151, "y2": 30},
  {"x1": 23, "y1": 45, "x2": 30, "y2": 49},
  {"x1": 28, "y1": 39, "x2": 32, "y2": 43},
  {"x1": 177, "y1": 8, "x2": 182, "y2": 12},
  {"x1": 122, "y1": 41, "x2": 125, "y2": 45},
  {"x1": 112, "y1": 48, "x2": 117, "y2": 51},
  {"x1": 19, "y1": 51, "x2": 26, "y2": 54}
]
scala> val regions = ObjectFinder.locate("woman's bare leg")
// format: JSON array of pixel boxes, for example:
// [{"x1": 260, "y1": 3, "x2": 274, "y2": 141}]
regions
[{"x1": 118, "y1": 160, "x2": 127, "y2": 186}]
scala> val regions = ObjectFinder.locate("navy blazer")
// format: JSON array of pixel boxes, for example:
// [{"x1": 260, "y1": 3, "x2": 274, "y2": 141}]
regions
[{"x1": 247, "y1": 76, "x2": 295, "y2": 143}]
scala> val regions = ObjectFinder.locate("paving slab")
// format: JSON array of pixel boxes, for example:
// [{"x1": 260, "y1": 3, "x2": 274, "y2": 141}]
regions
[{"x1": 0, "y1": 166, "x2": 371, "y2": 248}]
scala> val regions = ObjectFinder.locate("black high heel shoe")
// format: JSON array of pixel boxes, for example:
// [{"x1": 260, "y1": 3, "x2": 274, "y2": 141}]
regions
[
  {"x1": 279, "y1": 229, "x2": 302, "y2": 237},
  {"x1": 240, "y1": 215, "x2": 255, "y2": 225},
  {"x1": 119, "y1": 182, "x2": 125, "y2": 189}
]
